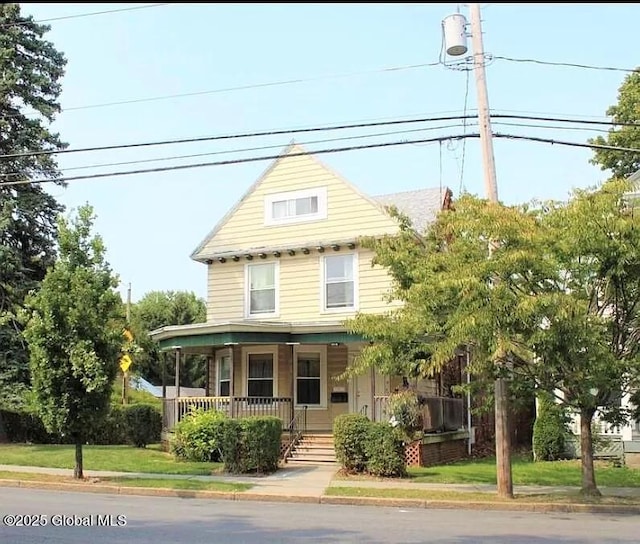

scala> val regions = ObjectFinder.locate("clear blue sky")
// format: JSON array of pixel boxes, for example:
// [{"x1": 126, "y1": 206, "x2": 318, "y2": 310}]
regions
[{"x1": 23, "y1": 3, "x2": 640, "y2": 302}]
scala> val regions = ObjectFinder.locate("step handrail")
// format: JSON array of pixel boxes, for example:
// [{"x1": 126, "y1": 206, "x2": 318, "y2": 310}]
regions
[{"x1": 282, "y1": 405, "x2": 307, "y2": 462}]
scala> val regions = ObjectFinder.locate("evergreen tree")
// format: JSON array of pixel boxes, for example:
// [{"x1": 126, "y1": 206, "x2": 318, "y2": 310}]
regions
[{"x1": 0, "y1": 3, "x2": 67, "y2": 408}]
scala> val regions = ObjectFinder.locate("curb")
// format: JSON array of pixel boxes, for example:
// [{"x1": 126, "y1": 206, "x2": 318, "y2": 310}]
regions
[{"x1": 1, "y1": 479, "x2": 639, "y2": 515}]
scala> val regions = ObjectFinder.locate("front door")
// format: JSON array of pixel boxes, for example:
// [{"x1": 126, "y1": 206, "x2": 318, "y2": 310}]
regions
[{"x1": 352, "y1": 368, "x2": 373, "y2": 418}]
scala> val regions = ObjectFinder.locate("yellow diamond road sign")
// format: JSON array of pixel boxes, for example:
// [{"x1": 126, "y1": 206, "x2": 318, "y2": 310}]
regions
[{"x1": 119, "y1": 354, "x2": 132, "y2": 372}]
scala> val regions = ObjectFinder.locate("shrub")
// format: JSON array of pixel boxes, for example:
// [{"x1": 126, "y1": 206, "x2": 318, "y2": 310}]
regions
[
  {"x1": 0, "y1": 409, "x2": 55, "y2": 443},
  {"x1": 365, "y1": 422, "x2": 407, "y2": 478},
  {"x1": 88, "y1": 405, "x2": 127, "y2": 445},
  {"x1": 217, "y1": 418, "x2": 243, "y2": 472},
  {"x1": 386, "y1": 390, "x2": 423, "y2": 439},
  {"x1": 172, "y1": 408, "x2": 227, "y2": 462},
  {"x1": 123, "y1": 404, "x2": 161, "y2": 448},
  {"x1": 238, "y1": 416, "x2": 282, "y2": 474},
  {"x1": 333, "y1": 414, "x2": 371, "y2": 472},
  {"x1": 533, "y1": 395, "x2": 571, "y2": 461}
]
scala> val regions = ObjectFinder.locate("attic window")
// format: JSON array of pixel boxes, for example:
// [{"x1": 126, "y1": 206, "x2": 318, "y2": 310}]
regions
[{"x1": 264, "y1": 187, "x2": 327, "y2": 226}]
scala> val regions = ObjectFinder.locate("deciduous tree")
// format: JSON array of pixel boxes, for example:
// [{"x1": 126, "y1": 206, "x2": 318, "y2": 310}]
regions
[{"x1": 24, "y1": 205, "x2": 123, "y2": 479}]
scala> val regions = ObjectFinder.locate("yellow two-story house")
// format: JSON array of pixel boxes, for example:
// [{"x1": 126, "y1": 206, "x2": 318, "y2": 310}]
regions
[{"x1": 151, "y1": 143, "x2": 458, "y2": 457}]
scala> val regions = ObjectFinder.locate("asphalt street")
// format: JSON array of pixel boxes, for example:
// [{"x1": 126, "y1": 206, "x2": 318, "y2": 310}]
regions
[{"x1": 0, "y1": 488, "x2": 637, "y2": 544}]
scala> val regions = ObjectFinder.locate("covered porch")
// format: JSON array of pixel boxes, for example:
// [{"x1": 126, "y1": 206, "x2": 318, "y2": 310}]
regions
[{"x1": 151, "y1": 321, "x2": 388, "y2": 433}]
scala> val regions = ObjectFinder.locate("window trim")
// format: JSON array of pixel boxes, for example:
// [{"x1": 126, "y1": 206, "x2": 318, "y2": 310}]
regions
[
  {"x1": 320, "y1": 252, "x2": 359, "y2": 313},
  {"x1": 242, "y1": 346, "x2": 279, "y2": 398},
  {"x1": 245, "y1": 261, "x2": 279, "y2": 319},
  {"x1": 294, "y1": 345, "x2": 327, "y2": 410},
  {"x1": 264, "y1": 187, "x2": 328, "y2": 226},
  {"x1": 215, "y1": 349, "x2": 231, "y2": 397}
]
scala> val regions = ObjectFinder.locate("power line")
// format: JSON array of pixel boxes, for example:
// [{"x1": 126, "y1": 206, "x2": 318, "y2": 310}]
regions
[
  {"x1": 495, "y1": 56, "x2": 638, "y2": 74},
  {"x1": 3, "y1": 132, "x2": 640, "y2": 189},
  {"x1": 0, "y1": 134, "x2": 479, "y2": 187},
  {"x1": 56, "y1": 62, "x2": 441, "y2": 114},
  {"x1": 1, "y1": 112, "x2": 636, "y2": 162},
  {"x1": 495, "y1": 133, "x2": 640, "y2": 153},
  {"x1": 492, "y1": 121, "x2": 610, "y2": 133},
  {"x1": 0, "y1": 123, "x2": 474, "y2": 178},
  {"x1": 0, "y1": 114, "x2": 479, "y2": 160},
  {"x1": 459, "y1": 69, "x2": 471, "y2": 194},
  {"x1": 2, "y1": 4, "x2": 172, "y2": 29}
]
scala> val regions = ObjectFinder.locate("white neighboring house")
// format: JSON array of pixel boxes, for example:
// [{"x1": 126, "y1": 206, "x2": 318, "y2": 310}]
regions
[{"x1": 564, "y1": 170, "x2": 640, "y2": 462}]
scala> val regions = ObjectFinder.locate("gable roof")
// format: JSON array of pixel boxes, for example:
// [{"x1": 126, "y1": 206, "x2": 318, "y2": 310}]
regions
[
  {"x1": 190, "y1": 143, "x2": 451, "y2": 261},
  {"x1": 373, "y1": 187, "x2": 450, "y2": 233}
]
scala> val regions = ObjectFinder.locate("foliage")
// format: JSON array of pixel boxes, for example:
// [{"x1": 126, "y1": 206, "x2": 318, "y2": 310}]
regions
[
  {"x1": 173, "y1": 413, "x2": 281, "y2": 474},
  {"x1": 237, "y1": 416, "x2": 282, "y2": 474},
  {"x1": 0, "y1": 409, "x2": 55, "y2": 444},
  {"x1": 590, "y1": 71, "x2": 640, "y2": 178},
  {"x1": 386, "y1": 389, "x2": 423, "y2": 439},
  {"x1": 172, "y1": 408, "x2": 227, "y2": 462},
  {"x1": 364, "y1": 422, "x2": 407, "y2": 477},
  {"x1": 110, "y1": 379, "x2": 161, "y2": 408},
  {"x1": 0, "y1": 3, "x2": 67, "y2": 410},
  {"x1": 347, "y1": 182, "x2": 640, "y2": 496},
  {"x1": 533, "y1": 395, "x2": 571, "y2": 461},
  {"x1": 23, "y1": 205, "x2": 124, "y2": 478},
  {"x1": 129, "y1": 291, "x2": 206, "y2": 387},
  {"x1": 216, "y1": 418, "x2": 243, "y2": 473},
  {"x1": 123, "y1": 404, "x2": 162, "y2": 448},
  {"x1": 333, "y1": 414, "x2": 371, "y2": 473}
]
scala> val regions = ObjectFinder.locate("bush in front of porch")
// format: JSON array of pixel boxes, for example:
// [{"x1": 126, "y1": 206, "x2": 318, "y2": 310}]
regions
[
  {"x1": 171, "y1": 408, "x2": 281, "y2": 474},
  {"x1": 333, "y1": 414, "x2": 406, "y2": 478}
]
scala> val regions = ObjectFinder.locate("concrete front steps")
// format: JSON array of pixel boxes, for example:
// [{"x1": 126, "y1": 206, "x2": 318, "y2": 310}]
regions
[{"x1": 286, "y1": 433, "x2": 337, "y2": 465}]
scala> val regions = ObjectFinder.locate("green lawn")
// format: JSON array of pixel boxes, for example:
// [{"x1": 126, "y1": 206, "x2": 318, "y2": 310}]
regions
[
  {"x1": 326, "y1": 486, "x2": 640, "y2": 505},
  {"x1": 406, "y1": 456, "x2": 640, "y2": 487},
  {"x1": 0, "y1": 471, "x2": 250, "y2": 492},
  {"x1": 0, "y1": 444, "x2": 222, "y2": 475}
]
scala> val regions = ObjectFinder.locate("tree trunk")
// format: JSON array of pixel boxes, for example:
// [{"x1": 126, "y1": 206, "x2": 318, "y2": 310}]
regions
[
  {"x1": 579, "y1": 409, "x2": 600, "y2": 496},
  {"x1": 74, "y1": 441, "x2": 83, "y2": 479},
  {"x1": 495, "y1": 377, "x2": 513, "y2": 498}
]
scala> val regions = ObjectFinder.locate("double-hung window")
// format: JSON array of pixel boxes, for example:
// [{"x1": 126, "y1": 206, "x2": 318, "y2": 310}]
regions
[
  {"x1": 296, "y1": 352, "x2": 321, "y2": 405},
  {"x1": 323, "y1": 254, "x2": 357, "y2": 310},
  {"x1": 247, "y1": 262, "x2": 277, "y2": 316},
  {"x1": 247, "y1": 353, "x2": 274, "y2": 398},
  {"x1": 217, "y1": 355, "x2": 230, "y2": 397}
]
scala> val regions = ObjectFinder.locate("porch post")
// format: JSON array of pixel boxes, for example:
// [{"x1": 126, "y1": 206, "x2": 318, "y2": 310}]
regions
[
  {"x1": 205, "y1": 355, "x2": 212, "y2": 396},
  {"x1": 161, "y1": 351, "x2": 166, "y2": 399},
  {"x1": 228, "y1": 345, "x2": 235, "y2": 418},
  {"x1": 174, "y1": 348, "x2": 181, "y2": 425}
]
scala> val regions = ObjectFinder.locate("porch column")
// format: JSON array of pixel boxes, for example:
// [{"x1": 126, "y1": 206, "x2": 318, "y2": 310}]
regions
[
  {"x1": 228, "y1": 344, "x2": 235, "y2": 418},
  {"x1": 174, "y1": 348, "x2": 181, "y2": 425}
]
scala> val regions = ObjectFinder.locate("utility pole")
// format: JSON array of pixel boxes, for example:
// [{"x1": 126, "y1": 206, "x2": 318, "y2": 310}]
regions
[
  {"x1": 443, "y1": 3, "x2": 513, "y2": 498},
  {"x1": 122, "y1": 282, "x2": 132, "y2": 405},
  {"x1": 469, "y1": 3, "x2": 498, "y2": 203}
]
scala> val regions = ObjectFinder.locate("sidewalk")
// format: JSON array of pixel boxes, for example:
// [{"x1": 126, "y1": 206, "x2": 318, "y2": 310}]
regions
[
  {"x1": 0, "y1": 462, "x2": 338, "y2": 499},
  {"x1": 1, "y1": 463, "x2": 640, "y2": 510}
]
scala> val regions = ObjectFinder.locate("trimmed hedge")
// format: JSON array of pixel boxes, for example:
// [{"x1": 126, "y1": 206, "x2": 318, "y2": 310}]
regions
[
  {"x1": 333, "y1": 414, "x2": 371, "y2": 472},
  {"x1": 333, "y1": 414, "x2": 406, "y2": 477},
  {"x1": 238, "y1": 416, "x2": 281, "y2": 474},
  {"x1": 365, "y1": 422, "x2": 407, "y2": 478},
  {"x1": 172, "y1": 413, "x2": 282, "y2": 474},
  {"x1": 0, "y1": 404, "x2": 162, "y2": 447},
  {"x1": 124, "y1": 404, "x2": 162, "y2": 448}
]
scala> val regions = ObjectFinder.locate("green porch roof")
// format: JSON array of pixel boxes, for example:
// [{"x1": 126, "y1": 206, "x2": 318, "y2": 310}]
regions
[{"x1": 151, "y1": 321, "x2": 366, "y2": 351}]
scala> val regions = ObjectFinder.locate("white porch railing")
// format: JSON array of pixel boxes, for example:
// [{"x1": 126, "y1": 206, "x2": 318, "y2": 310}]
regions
[{"x1": 162, "y1": 396, "x2": 293, "y2": 431}]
